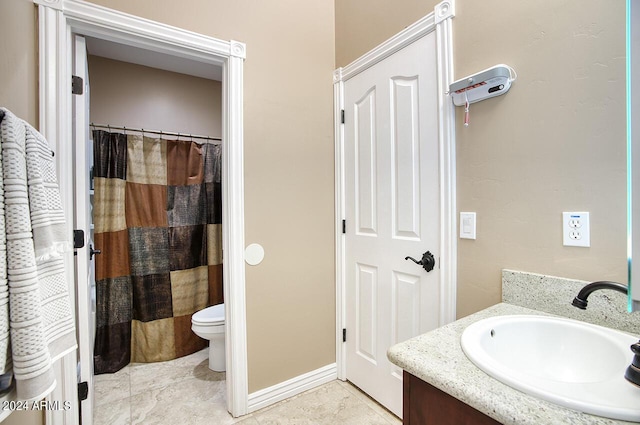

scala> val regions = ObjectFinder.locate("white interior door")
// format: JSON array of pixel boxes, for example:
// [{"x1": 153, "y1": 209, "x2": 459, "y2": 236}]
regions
[
  {"x1": 343, "y1": 32, "x2": 441, "y2": 418},
  {"x1": 73, "y1": 34, "x2": 96, "y2": 425}
]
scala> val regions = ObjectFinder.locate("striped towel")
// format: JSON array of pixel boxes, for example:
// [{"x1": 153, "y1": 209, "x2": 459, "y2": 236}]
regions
[{"x1": 0, "y1": 108, "x2": 77, "y2": 401}]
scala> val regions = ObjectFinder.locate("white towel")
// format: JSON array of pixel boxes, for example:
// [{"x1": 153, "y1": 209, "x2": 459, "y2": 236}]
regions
[{"x1": 0, "y1": 107, "x2": 77, "y2": 401}]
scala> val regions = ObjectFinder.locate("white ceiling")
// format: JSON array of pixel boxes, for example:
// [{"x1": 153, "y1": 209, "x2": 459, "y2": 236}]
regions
[{"x1": 85, "y1": 36, "x2": 223, "y2": 81}]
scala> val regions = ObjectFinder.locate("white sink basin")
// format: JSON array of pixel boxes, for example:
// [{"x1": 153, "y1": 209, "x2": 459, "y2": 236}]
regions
[{"x1": 460, "y1": 315, "x2": 640, "y2": 422}]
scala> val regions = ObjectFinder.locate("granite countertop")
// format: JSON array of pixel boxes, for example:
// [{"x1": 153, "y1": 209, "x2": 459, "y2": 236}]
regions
[{"x1": 387, "y1": 302, "x2": 638, "y2": 425}]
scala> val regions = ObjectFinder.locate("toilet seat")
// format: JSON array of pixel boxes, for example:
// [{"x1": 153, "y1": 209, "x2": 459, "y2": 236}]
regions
[{"x1": 192, "y1": 304, "x2": 225, "y2": 326}]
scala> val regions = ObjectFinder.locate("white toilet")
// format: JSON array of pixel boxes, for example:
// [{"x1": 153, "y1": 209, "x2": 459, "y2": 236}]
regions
[{"x1": 191, "y1": 303, "x2": 226, "y2": 372}]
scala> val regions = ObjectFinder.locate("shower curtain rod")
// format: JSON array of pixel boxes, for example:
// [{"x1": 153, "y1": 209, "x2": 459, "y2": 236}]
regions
[{"x1": 90, "y1": 123, "x2": 222, "y2": 142}]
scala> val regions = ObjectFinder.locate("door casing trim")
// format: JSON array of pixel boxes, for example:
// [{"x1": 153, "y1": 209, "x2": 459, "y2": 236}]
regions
[
  {"x1": 34, "y1": 0, "x2": 248, "y2": 421},
  {"x1": 333, "y1": 0, "x2": 457, "y2": 381}
]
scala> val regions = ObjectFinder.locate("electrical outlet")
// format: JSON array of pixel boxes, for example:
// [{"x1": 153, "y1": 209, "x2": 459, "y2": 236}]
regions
[{"x1": 563, "y1": 212, "x2": 590, "y2": 247}]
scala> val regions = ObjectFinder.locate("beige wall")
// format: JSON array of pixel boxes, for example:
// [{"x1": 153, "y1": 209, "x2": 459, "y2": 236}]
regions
[
  {"x1": 336, "y1": 0, "x2": 627, "y2": 318},
  {"x1": 86, "y1": 0, "x2": 337, "y2": 393},
  {"x1": 0, "y1": 0, "x2": 38, "y2": 127},
  {"x1": 335, "y1": 0, "x2": 433, "y2": 68},
  {"x1": 87, "y1": 55, "x2": 222, "y2": 137},
  {"x1": 335, "y1": 0, "x2": 436, "y2": 67}
]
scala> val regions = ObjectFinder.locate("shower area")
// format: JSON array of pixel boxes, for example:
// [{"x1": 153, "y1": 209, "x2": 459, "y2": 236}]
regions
[
  {"x1": 85, "y1": 47, "x2": 224, "y2": 375},
  {"x1": 92, "y1": 128, "x2": 222, "y2": 373}
]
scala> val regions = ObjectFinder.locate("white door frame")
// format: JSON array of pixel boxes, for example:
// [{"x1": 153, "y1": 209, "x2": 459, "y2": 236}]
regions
[
  {"x1": 71, "y1": 33, "x2": 94, "y2": 425},
  {"x1": 34, "y1": 0, "x2": 249, "y2": 422},
  {"x1": 333, "y1": 0, "x2": 457, "y2": 380}
]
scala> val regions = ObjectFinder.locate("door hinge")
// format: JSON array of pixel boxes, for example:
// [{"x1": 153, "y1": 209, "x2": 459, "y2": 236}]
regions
[
  {"x1": 72, "y1": 75, "x2": 84, "y2": 95},
  {"x1": 78, "y1": 381, "x2": 88, "y2": 401},
  {"x1": 73, "y1": 229, "x2": 85, "y2": 249},
  {"x1": 341, "y1": 109, "x2": 345, "y2": 124},
  {"x1": 342, "y1": 328, "x2": 347, "y2": 342},
  {"x1": 342, "y1": 220, "x2": 346, "y2": 234}
]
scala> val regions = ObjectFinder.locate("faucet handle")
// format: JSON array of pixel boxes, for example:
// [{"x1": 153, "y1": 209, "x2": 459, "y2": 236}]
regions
[
  {"x1": 625, "y1": 341, "x2": 640, "y2": 387},
  {"x1": 631, "y1": 342, "x2": 640, "y2": 368}
]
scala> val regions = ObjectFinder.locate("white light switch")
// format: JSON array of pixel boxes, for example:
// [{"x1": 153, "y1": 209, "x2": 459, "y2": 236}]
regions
[{"x1": 460, "y1": 212, "x2": 476, "y2": 240}]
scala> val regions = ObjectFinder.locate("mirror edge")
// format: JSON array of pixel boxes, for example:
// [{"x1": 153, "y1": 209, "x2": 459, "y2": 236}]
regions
[{"x1": 629, "y1": 0, "x2": 640, "y2": 311}]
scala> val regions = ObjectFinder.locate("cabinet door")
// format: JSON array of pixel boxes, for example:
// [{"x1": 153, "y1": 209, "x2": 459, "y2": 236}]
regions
[{"x1": 403, "y1": 372, "x2": 502, "y2": 425}]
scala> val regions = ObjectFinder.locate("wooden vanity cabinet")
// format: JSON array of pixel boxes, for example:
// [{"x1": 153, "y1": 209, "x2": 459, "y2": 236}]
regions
[{"x1": 403, "y1": 371, "x2": 502, "y2": 425}]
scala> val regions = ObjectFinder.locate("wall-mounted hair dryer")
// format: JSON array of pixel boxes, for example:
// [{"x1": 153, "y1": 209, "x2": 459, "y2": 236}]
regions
[{"x1": 449, "y1": 64, "x2": 517, "y2": 107}]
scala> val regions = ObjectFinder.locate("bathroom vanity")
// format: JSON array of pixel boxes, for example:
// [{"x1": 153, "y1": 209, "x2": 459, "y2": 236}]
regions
[
  {"x1": 388, "y1": 302, "x2": 639, "y2": 425},
  {"x1": 403, "y1": 371, "x2": 500, "y2": 425}
]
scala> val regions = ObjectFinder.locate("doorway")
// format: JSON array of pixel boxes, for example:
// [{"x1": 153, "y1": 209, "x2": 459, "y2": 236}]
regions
[
  {"x1": 36, "y1": 1, "x2": 248, "y2": 423},
  {"x1": 74, "y1": 34, "x2": 226, "y2": 423}
]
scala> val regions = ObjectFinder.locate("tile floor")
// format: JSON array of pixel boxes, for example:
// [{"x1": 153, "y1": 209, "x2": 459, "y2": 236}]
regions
[{"x1": 94, "y1": 349, "x2": 402, "y2": 425}]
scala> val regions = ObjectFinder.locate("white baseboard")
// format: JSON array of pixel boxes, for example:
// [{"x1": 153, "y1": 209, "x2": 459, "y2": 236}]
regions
[{"x1": 247, "y1": 363, "x2": 337, "y2": 413}]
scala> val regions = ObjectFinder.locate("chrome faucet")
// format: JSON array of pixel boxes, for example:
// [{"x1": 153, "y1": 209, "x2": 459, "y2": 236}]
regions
[{"x1": 571, "y1": 281, "x2": 640, "y2": 387}]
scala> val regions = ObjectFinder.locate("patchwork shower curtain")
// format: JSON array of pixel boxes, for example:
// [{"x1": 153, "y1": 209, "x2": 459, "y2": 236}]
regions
[{"x1": 92, "y1": 130, "x2": 223, "y2": 374}]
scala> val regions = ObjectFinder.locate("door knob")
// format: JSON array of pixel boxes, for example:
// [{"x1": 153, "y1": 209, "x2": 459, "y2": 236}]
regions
[
  {"x1": 405, "y1": 251, "x2": 436, "y2": 273},
  {"x1": 90, "y1": 244, "x2": 101, "y2": 260}
]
